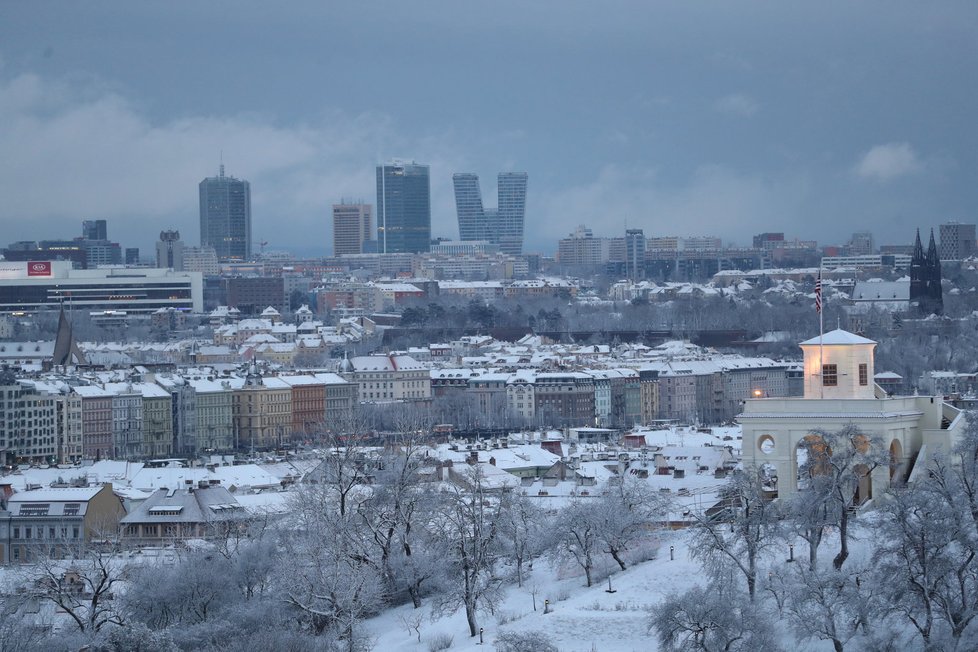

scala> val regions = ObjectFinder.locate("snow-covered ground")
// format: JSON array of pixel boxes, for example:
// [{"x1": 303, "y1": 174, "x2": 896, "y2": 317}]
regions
[{"x1": 363, "y1": 524, "x2": 867, "y2": 652}]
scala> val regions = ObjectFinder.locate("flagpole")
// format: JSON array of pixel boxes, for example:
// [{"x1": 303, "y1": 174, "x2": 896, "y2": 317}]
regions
[{"x1": 818, "y1": 263, "x2": 824, "y2": 399}]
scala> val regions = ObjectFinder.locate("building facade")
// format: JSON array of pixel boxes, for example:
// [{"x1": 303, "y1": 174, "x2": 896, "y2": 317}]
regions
[
  {"x1": 742, "y1": 329, "x2": 965, "y2": 499},
  {"x1": 939, "y1": 221, "x2": 976, "y2": 261},
  {"x1": 156, "y1": 230, "x2": 185, "y2": 271},
  {"x1": 199, "y1": 166, "x2": 252, "y2": 261},
  {"x1": 332, "y1": 203, "x2": 373, "y2": 256},
  {"x1": 453, "y1": 172, "x2": 527, "y2": 255},
  {"x1": 376, "y1": 160, "x2": 431, "y2": 254},
  {"x1": 0, "y1": 261, "x2": 203, "y2": 315}
]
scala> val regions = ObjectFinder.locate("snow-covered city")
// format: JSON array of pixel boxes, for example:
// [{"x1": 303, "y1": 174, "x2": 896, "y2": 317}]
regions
[{"x1": 2, "y1": 2, "x2": 977, "y2": 651}]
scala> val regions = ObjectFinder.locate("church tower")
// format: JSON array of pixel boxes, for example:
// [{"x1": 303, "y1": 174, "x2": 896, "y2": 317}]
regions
[
  {"x1": 910, "y1": 228, "x2": 944, "y2": 316},
  {"x1": 925, "y1": 229, "x2": 944, "y2": 315}
]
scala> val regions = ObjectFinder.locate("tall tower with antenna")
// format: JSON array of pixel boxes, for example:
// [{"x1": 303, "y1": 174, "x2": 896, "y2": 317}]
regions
[{"x1": 199, "y1": 162, "x2": 252, "y2": 261}]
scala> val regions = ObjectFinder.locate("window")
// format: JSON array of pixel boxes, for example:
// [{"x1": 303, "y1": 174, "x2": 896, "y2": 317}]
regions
[
  {"x1": 12, "y1": 527, "x2": 19, "y2": 539},
  {"x1": 822, "y1": 364, "x2": 838, "y2": 387},
  {"x1": 859, "y1": 364, "x2": 868, "y2": 386}
]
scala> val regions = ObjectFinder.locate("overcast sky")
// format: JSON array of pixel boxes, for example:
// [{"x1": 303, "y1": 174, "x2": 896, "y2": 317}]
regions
[{"x1": 0, "y1": 1, "x2": 976, "y2": 256}]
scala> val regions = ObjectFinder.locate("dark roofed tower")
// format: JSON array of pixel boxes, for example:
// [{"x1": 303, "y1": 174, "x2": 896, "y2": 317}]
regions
[
  {"x1": 910, "y1": 228, "x2": 943, "y2": 315},
  {"x1": 925, "y1": 228, "x2": 944, "y2": 315}
]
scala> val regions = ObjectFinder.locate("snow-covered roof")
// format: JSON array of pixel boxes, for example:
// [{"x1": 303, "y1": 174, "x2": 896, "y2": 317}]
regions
[{"x1": 799, "y1": 329, "x2": 876, "y2": 346}]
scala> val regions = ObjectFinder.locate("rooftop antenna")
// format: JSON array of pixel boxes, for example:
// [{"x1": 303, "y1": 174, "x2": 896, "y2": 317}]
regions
[{"x1": 220, "y1": 150, "x2": 225, "y2": 178}]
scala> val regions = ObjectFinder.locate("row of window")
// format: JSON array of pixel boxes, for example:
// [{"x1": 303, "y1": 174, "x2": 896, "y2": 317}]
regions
[{"x1": 12, "y1": 525, "x2": 81, "y2": 540}]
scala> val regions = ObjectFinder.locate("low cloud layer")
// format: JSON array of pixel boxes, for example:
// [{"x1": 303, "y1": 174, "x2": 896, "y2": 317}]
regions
[{"x1": 854, "y1": 143, "x2": 921, "y2": 182}]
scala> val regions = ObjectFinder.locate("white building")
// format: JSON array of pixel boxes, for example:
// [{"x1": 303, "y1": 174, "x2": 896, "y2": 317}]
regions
[
  {"x1": 0, "y1": 260, "x2": 203, "y2": 314},
  {"x1": 741, "y1": 329, "x2": 965, "y2": 499}
]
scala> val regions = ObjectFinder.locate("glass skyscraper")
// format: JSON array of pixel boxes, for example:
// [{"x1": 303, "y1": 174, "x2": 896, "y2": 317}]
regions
[
  {"x1": 199, "y1": 166, "x2": 251, "y2": 262},
  {"x1": 376, "y1": 160, "x2": 431, "y2": 254},
  {"x1": 453, "y1": 171, "x2": 527, "y2": 255},
  {"x1": 453, "y1": 173, "x2": 488, "y2": 242}
]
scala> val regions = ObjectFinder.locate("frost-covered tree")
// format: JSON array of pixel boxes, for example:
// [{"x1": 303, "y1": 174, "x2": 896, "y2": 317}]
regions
[
  {"x1": 430, "y1": 466, "x2": 507, "y2": 638},
  {"x1": 548, "y1": 498, "x2": 600, "y2": 587},
  {"x1": 356, "y1": 435, "x2": 431, "y2": 604},
  {"x1": 781, "y1": 564, "x2": 875, "y2": 652},
  {"x1": 873, "y1": 459, "x2": 978, "y2": 650},
  {"x1": 282, "y1": 483, "x2": 383, "y2": 650},
  {"x1": 125, "y1": 551, "x2": 236, "y2": 629},
  {"x1": 25, "y1": 547, "x2": 126, "y2": 634},
  {"x1": 498, "y1": 491, "x2": 552, "y2": 587},
  {"x1": 594, "y1": 476, "x2": 667, "y2": 571},
  {"x1": 650, "y1": 583, "x2": 779, "y2": 652},
  {"x1": 688, "y1": 467, "x2": 780, "y2": 600},
  {"x1": 798, "y1": 425, "x2": 887, "y2": 570}
]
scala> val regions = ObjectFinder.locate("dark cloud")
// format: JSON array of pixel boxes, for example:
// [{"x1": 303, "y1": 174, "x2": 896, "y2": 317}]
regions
[{"x1": 0, "y1": 1, "x2": 975, "y2": 254}]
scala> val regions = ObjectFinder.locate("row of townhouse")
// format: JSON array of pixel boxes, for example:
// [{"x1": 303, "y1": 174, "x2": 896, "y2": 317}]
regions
[
  {"x1": 0, "y1": 369, "x2": 356, "y2": 464},
  {"x1": 430, "y1": 358, "x2": 791, "y2": 428},
  {"x1": 0, "y1": 480, "x2": 257, "y2": 563}
]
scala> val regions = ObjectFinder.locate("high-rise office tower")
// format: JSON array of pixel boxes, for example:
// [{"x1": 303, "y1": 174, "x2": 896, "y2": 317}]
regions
[
  {"x1": 453, "y1": 171, "x2": 527, "y2": 255},
  {"x1": 156, "y1": 230, "x2": 185, "y2": 270},
  {"x1": 332, "y1": 203, "x2": 373, "y2": 255},
  {"x1": 625, "y1": 229, "x2": 646, "y2": 280},
  {"x1": 939, "y1": 221, "x2": 977, "y2": 261},
  {"x1": 496, "y1": 172, "x2": 528, "y2": 255},
  {"x1": 82, "y1": 219, "x2": 108, "y2": 241},
  {"x1": 453, "y1": 173, "x2": 488, "y2": 242},
  {"x1": 376, "y1": 160, "x2": 431, "y2": 254},
  {"x1": 199, "y1": 165, "x2": 252, "y2": 261}
]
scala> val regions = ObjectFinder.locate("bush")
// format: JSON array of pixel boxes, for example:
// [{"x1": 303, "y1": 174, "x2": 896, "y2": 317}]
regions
[
  {"x1": 494, "y1": 630, "x2": 559, "y2": 652},
  {"x1": 426, "y1": 632, "x2": 454, "y2": 652}
]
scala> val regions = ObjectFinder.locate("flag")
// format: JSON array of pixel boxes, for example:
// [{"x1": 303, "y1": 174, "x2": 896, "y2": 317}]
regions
[{"x1": 815, "y1": 269, "x2": 822, "y2": 314}]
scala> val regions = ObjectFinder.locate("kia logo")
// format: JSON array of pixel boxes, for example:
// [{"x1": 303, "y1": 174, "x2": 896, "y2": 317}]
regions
[{"x1": 30, "y1": 263, "x2": 47, "y2": 271}]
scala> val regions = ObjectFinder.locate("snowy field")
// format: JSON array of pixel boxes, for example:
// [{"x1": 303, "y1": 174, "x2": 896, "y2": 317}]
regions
[{"x1": 363, "y1": 526, "x2": 853, "y2": 652}]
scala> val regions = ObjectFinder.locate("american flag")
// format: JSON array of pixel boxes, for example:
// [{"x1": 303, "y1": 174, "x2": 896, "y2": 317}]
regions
[{"x1": 815, "y1": 269, "x2": 822, "y2": 314}]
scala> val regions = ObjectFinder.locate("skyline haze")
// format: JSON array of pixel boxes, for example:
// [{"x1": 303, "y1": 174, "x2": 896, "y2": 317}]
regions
[{"x1": 0, "y1": 1, "x2": 975, "y2": 256}]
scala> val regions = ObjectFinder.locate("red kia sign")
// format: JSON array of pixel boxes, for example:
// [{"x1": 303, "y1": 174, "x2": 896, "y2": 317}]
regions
[{"x1": 27, "y1": 261, "x2": 52, "y2": 276}]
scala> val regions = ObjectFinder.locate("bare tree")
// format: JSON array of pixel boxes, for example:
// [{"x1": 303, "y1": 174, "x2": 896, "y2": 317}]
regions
[
  {"x1": 873, "y1": 469, "x2": 978, "y2": 650},
  {"x1": 430, "y1": 466, "x2": 507, "y2": 638},
  {"x1": 356, "y1": 432, "x2": 435, "y2": 605},
  {"x1": 799, "y1": 425, "x2": 887, "y2": 570},
  {"x1": 282, "y1": 482, "x2": 382, "y2": 650},
  {"x1": 25, "y1": 548, "x2": 126, "y2": 634},
  {"x1": 498, "y1": 491, "x2": 551, "y2": 587},
  {"x1": 688, "y1": 467, "x2": 780, "y2": 601},
  {"x1": 314, "y1": 407, "x2": 377, "y2": 518},
  {"x1": 782, "y1": 564, "x2": 873, "y2": 652},
  {"x1": 594, "y1": 476, "x2": 668, "y2": 571},
  {"x1": 548, "y1": 498, "x2": 600, "y2": 587},
  {"x1": 650, "y1": 582, "x2": 779, "y2": 652}
]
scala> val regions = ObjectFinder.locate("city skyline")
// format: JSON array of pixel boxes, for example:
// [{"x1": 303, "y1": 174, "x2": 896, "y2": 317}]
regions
[{"x1": 0, "y1": 2, "x2": 975, "y2": 256}]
